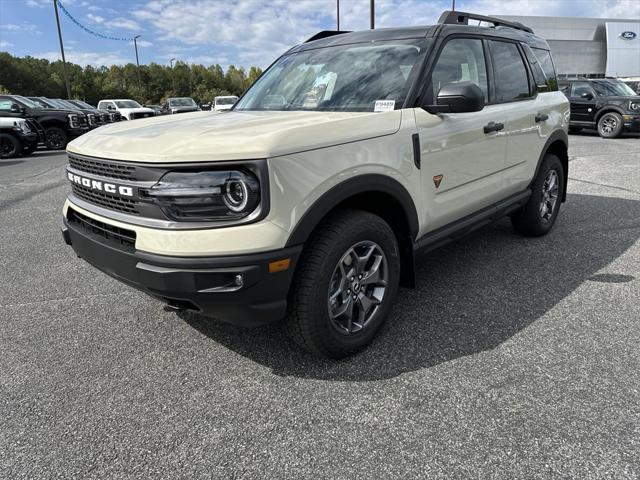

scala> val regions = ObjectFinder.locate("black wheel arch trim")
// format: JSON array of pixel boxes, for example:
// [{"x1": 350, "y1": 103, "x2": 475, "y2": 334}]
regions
[
  {"x1": 595, "y1": 107, "x2": 625, "y2": 123},
  {"x1": 530, "y1": 129, "x2": 569, "y2": 202},
  {"x1": 284, "y1": 174, "x2": 419, "y2": 247}
]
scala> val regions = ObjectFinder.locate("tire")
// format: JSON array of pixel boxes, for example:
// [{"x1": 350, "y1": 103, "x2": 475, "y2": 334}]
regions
[
  {"x1": 568, "y1": 126, "x2": 582, "y2": 134},
  {"x1": 0, "y1": 133, "x2": 22, "y2": 159},
  {"x1": 44, "y1": 126, "x2": 68, "y2": 150},
  {"x1": 511, "y1": 154, "x2": 564, "y2": 237},
  {"x1": 597, "y1": 112, "x2": 624, "y2": 138},
  {"x1": 285, "y1": 209, "x2": 401, "y2": 358}
]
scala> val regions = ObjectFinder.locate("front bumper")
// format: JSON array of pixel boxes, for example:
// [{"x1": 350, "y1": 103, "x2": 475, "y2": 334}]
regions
[
  {"x1": 623, "y1": 114, "x2": 640, "y2": 132},
  {"x1": 62, "y1": 218, "x2": 302, "y2": 326},
  {"x1": 69, "y1": 127, "x2": 90, "y2": 137}
]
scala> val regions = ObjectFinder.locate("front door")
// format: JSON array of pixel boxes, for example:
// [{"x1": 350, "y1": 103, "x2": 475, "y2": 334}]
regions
[
  {"x1": 569, "y1": 82, "x2": 597, "y2": 123},
  {"x1": 414, "y1": 37, "x2": 507, "y2": 232}
]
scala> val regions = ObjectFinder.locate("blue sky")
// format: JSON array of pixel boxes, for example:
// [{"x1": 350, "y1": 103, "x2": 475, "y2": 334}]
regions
[{"x1": 1, "y1": 0, "x2": 639, "y2": 69}]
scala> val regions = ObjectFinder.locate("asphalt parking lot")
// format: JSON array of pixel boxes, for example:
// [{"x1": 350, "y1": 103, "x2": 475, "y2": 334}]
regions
[{"x1": 1, "y1": 131, "x2": 639, "y2": 479}]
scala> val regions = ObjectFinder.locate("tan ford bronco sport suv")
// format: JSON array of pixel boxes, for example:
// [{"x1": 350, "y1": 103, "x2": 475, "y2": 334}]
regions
[{"x1": 62, "y1": 12, "x2": 569, "y2": 358}]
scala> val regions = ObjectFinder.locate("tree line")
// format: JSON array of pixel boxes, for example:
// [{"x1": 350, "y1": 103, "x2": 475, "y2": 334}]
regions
[{"x1": 0, "y1": 52, "x2": 263, "y2": 106}]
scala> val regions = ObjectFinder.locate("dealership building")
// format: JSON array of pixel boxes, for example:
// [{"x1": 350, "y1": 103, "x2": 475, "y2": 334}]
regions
[{"x1": 496, "y1": 15, "x2": 640, "y2": 79}]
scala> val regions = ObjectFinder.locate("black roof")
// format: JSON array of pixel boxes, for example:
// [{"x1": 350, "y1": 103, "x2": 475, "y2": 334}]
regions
[{"x1": 291, "y1": 10, "x2": 549, "y2": 53}]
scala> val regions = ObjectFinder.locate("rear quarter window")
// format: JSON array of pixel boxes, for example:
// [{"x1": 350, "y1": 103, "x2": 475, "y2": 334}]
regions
[{"x1": 531, "y1": 47, "x2": 558, "y2": 92}]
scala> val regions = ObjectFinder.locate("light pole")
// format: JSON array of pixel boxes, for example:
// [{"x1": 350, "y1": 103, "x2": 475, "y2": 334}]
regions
[
  {"x1": 169, "y1": 58, "x2": 176, "y2": 94},
  {"x1": 133, "y1": 35, "x2": 141, "y2": 87},
  {"x1": 52, "y1": 0, "x2": 71, "y2": 99},
  {"x1": 452, "y1": 0, "x2": 456, "y2": 10},
  {"x1": 336, "y1": 0, "x2": 340, "y2": 30},
  {"x1": 370, "y1": 0, "x2": 374, "y2": 29}
]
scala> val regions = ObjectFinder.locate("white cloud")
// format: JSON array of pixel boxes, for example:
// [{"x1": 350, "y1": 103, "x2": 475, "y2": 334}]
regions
[
  {"x1": 110, "y1": 17, "x2": 141, "y2": 31},
  {"x1": 131, "y1": 39, "x2": 153, "y2": 48},
  {"x1": 87, "y1": 5, "x2": 103, "y2": 11},
  {"x1": 0, "y1": 23, "x2": 40, "y2": 33},
  {"x1": 34, "y1": 49, "x2": 131, "y2": 66},
  {"x1": 86, "y1": 13, "x2": 106, "y2": 24},
  {"x1": 0, "y1": 40, "x2": 14, "y2": 49}
]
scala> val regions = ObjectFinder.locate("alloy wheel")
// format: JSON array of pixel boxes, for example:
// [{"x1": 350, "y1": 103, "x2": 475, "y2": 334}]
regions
[
  {"x1": 327, "y1": 241, "x2": 388, "y2": 335},
  {"x1": 540, "y1": 170, "x2": 559, "y2": 222},
  {"x1": 600, "y1": 114, "x2": 618, "y2": 135},
  {"x1": 47, "y1": 130, "x2": 65, "y2": 149}
]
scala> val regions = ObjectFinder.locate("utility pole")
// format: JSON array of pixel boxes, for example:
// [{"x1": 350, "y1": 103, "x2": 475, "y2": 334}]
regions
[
  {"x1": 336, "y1": 0, "x2": 340, "y2": 30},
  {"x1": 370, "y1": 0, "x2": 374, "y2": 29},
  {"x1": 170, "y1": 58, "x2": 176, "y2": 68},
  {"x1": 134, "y1": 35, "x2": 141, "y2": 87},
  {"x1": 52, "y1": 0, "x2": 71, "y2": 99},
  {"x1": 452, "y1": 0, "x2": 456, "y2": 10}
]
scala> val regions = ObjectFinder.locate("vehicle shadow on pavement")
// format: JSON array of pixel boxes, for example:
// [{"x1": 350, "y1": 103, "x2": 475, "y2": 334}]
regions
[{"x1": 180, "y1": 193, "x2": 640, "y2": 381}]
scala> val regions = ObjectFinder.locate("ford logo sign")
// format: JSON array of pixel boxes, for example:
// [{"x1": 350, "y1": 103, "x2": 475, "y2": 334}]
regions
[{"x1": 620, "y1": 31, "x2": 637, "y2": 40}]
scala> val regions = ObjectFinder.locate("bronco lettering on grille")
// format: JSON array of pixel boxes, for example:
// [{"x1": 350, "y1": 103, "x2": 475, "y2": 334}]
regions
[{"x1": 67, "y1": 171, "x2": 134, "y2": 197}]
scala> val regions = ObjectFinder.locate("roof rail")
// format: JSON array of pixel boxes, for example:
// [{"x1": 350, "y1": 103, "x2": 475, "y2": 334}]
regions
[
  {"x1": 437, "y1": 10, "x2": 534, "y2": 34},
  {"x1": 305, "y1": 30, "x2": 352, "y2": 43}
]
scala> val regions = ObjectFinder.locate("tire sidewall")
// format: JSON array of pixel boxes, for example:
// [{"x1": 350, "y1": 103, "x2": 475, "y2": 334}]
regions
[
  {"x1": 598, "y1": 112, "x2": 623, "y2": 138},
  {"x1": 0, "y1": 133, "x2": 20, "y2": 159},
  {"x1": 305, "y1": 214, "x2": 400, "y2": 355},
  {"x1": 533, "y1": 154, "x2": 564, "y2": 232}
]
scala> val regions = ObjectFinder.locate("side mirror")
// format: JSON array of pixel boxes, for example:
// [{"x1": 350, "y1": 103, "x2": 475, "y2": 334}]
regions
[
  {"x1": 580, "y1": 92, "x2": 594, "y2": 100},
  {"x1": 10, "y1": 103, "x2": 24, "y2": 114},
  {"x1": 424, "y1": 81, "x2": 485, "y2": 114}
]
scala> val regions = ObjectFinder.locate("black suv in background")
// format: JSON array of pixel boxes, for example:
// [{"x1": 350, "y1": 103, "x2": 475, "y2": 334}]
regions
[
  {"x1": 0, "y1": 95, "x2": 89, "y2": 149},
  {"x1": 559, "y1": 78, "x2": 640, "y2": 138}
]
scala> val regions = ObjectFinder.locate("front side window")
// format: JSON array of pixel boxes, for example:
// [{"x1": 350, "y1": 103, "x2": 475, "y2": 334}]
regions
[
  {"x1": 489, "y1": 41, "x2": 531, "y2": 102},
  {"x1": 429, "y1": 38, "x2": 488, "y2": 102},
  {"x1": 590, "y1": 80, "x2": 637, "y2": 97},
  {"x1": 235, "y1": 39, "x2": 429, "y2": 112}
]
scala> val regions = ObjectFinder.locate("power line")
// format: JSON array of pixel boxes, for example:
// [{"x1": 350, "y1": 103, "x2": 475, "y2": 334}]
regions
[{"x1": 56, "y1": 0, "x2": 134, "y2": 41}]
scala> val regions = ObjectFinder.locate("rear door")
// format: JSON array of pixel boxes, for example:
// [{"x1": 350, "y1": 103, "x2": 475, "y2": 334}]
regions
[
  {"x1": 487, "y1": 39, "x2": 547, "y2": 195},
  {"x1": 414, "y1": 36, "x2": 507, "y2": 231}
]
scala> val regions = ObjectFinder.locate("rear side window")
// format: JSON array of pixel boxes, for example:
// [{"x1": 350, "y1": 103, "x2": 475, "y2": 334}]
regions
[
  {"x1": 570, "y1": 82, "x2": 595, "y2": 98},
  {"x1": 0, "y1": 99, "x2": 13, "y2": 110},
  {"x1": 489, "y1": 40, "x2": 531, "y2": 102},
  {"x1": 531, "y1": 47, "x2": 558, "y2": 91}
]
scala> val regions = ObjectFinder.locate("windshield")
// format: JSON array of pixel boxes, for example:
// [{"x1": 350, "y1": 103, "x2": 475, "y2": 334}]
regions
[
  {"x1": 29, "y1": 97, "x2": 54, "y2": 108},
  {"x1": 216, "y1": 97, "x2": 237, "y2": 105},
  {"x1": 115, "y1": 100, "x2": 142, "y2": 108},
  {"x1": 235, "y1": 40, "x2": 428, "y2": 112},
  {"x1": 73, "y1": 100, "x2": 95, "y2": 109},
  {"x1": 14, "y1": 95, "x2": 40, "y2": 109},
  {"x1": 169, "y1": 98, "x2": 196, "y2": 106},
  {"x1": 592, "y1": 80, "x2": 637, "y2": 97},
  {"x1": 56, "y1": 99, "x2": 81, "y2": 110}
]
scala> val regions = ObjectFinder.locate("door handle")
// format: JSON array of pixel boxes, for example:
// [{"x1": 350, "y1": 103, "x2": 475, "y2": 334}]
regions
[
  {"x1": 483, "y1": 121, "x2": 504, "y2": 134},
  {"x1": 535, "y1": 113, "x2": 549, "y2": 123}
]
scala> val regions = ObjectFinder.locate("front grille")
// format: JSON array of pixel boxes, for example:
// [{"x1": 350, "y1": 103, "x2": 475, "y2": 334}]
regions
[
  {"x1": 130, "y1": 112, "x2": 153, "y2": 120},
  {"x1": 72, "y1": 183, "x2": 140, "y2": 215},
  {"x1": 69, "y1": 155, "x2": 136, "y2": 180},
  {"x1": 68, "y1": 209, "x2": 136, "y2": 250},
  {"x1": 101, "y1": 114, "x2": 110, "y2": 123}
]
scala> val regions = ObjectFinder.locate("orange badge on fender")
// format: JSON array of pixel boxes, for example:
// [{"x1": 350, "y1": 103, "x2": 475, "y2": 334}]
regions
[{"x1": 433, "y1": 175, "x2": 443, "y2": 188}]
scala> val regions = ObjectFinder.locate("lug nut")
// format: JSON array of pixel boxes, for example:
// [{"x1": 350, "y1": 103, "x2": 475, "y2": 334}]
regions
[
  {"x1": 359, "y1": 274, "x2": 362, "y2": 279},
  {"x1": 353, "y1": 295, "x2": 357, "y2": 300},
  {"x1": 350, "y1": 276, "x2": 354, "y2": 281},
  {"x1": 347, "y1": 289, "x2": 351, "y2": 294}
]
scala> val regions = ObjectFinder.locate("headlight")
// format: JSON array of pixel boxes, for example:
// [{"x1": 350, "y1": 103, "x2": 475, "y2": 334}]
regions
[
  {"x1": 68, "y1": 113, "x2": 79, "y2": 128},
  {"x1": 629, "y1": 101, "x2": 640, "y2": 111},
  {"x1": 141, "y1": 170, "x2": 260, "y2": 221}
]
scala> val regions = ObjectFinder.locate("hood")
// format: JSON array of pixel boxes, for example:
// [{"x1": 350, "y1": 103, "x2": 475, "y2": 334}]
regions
[
  {"x1": 67, "y1": 109, "x2": 402, "y2": 162},
  {"x1": 34, "y1": 107, "x2": 83, "y2": 116}
]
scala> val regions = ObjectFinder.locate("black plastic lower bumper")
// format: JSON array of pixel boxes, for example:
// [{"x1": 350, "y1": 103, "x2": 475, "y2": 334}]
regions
[
  {"x1": 62, "y1": 221, "x2": 302, "y2": 327},
  {"x1": 623, "y1": 115, "x2": 640, "y2": 132}
]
